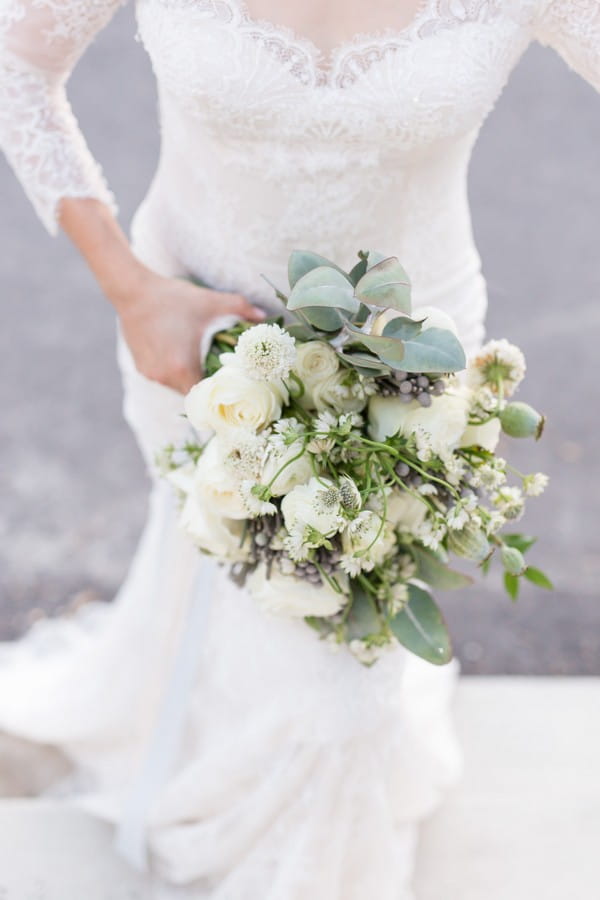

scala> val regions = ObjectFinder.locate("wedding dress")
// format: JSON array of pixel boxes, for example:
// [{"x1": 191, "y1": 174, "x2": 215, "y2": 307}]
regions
[{"x1": 0, "y1": 1, "x2": 599, "y2": 897}]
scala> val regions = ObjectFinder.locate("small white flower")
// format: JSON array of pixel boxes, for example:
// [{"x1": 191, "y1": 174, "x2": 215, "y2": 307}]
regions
[
  {"x1": 485, "y1": 510, "x2": 507, "y2": 535},
  {"x1": 388, "y1": 583, "x2": 409, "y2": 616},
  {"x1": 523, "y1": 472, "x2": 549, "y2": 497},
  {"x1": 468, "y1": 339, "x2": 526, "y2": 397},
  {"x1": 416, "y1": 516, "x2": 448, "y2": 551},
  {"x1": 491, "y1": 485, "x2": 524, "y2": 520},
  {"x1": 348, "y1": 639, "x2": 394, "y2": 666},
  {"x1": 418, "y1": 483, "x2": 438, "y2": 497},
  {"x1": 281, "y1": 477, "x2": 344, "y2": 538},
  {"x1": 471, "y1": 459, "x2": 507, "y2": 491},
  {"x1": 234, "y1": 323, "x2": 296, "y2": 383},
  {"x1": 222, "y1": 431, "x2": 268, "y2": 481},
  {"x1": 239, "y1": 480, "x2": 277, "y2": 517}
]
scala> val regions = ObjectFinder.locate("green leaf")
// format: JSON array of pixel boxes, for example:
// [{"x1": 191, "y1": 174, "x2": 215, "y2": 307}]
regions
[
  {"x1": 288, "y1": 251, "x2": 349, "y2": 289},
  {"x1": 344, "y1": 323, "x2": 407, "y2": 366},
  {"x1": 354, "y1": 257, "x2": 412, "y2": 312},
  {"x1": 411, "y1": 545, "x2": 474, "y2": 591},
  {"x1": 287, "y1": 266, "x2": 359, "y2": 318},
  {"x1": 389, "y1": 584, "x2": 453, "y2": 665},
  {"x1": 504, "y1": 572, "x2": 520, "y2": 601},
  {"x1": 524, "y1": 567, "x2": 554, "y2": 590},
  {"x1": 381, "y1": 315, "x2": 424, "y2": 341},
  {"x1": 398, "y1": 327, "x2": 467, "y2": 374},
  {"x1": 301, "y1": 306, "x2": 347, "y2": 332},
  {"x1": 347, "y1": 581, "x2": 382, "y2": 639},
  {"x1": 502, "y1": 533, "x2": 538, "y2": 554},
  {"x1": 285, "y1": 322, "x2": 319, "y2": 341},
  {"x1": 339, "y1": 350, "x2": 392, "y2": 373},
  {"x1": 348, "y1": 257, "x2": 368, "y2": 286}
]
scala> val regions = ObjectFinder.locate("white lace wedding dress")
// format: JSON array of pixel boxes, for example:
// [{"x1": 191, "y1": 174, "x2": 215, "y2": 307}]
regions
[{"x1": 1, "y1": 2, "x2": 599, "y2": 897}]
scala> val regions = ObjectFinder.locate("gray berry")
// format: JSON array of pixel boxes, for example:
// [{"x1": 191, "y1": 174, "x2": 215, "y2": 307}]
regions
[
  {"x1": 399, "y1": 381, "x2": 413, "y2": 394},
  {"x1": 417, "y1": 375, "x2": 430, "y2": 388},
  {"x1": 417, "y1": 392, "x2": 432, "y2": 407},
  {"x1": 432, "y1": 380, "x2": 445, "y2": 396},
  {"x1": 395, "y1": 462, "x2": 410, "y2": 478}
]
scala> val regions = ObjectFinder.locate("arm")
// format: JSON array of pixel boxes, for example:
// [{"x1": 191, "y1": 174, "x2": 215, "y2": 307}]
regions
[
  {"x1": 534, "y1": 0, "x2": 600, "y2": 91},
  {"x1": 0, "y1": 2, "x2": 263, "y2": 392}
]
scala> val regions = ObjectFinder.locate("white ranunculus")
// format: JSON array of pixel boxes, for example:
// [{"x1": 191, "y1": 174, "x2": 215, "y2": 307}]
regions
[
  {"x1": 368, "y1": 387, "x2": 470, "y2": 453},
  {"x1": 185, "y1": 364, "x2": 287, "y2": 436},
  {"x1": 370, "y1": 305, "x2": 459, "y2": 338},
  {"x1": 460, "y1": 418, "x2": 502, "y2": 452},
  {"x1": 281, "y1": 477, "x2": 343, "y2": 537},
  {"x1": 386, "y1": 489, "x2": 428, "y2": 532},
  {"x1": 261, "y1": 440, "x2": 313, "y2": 497},
  {"x1": 247, "y1": 566, "x2": 345, "y2": 618},
  {"x1": 192, "y1": 437, "x2": 247, "y2": 519}
]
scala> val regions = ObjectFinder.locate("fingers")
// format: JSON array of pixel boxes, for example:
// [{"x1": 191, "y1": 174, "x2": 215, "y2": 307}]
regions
[{"x1": 220, "y1": 292, "x2": 267, "y2": 322}]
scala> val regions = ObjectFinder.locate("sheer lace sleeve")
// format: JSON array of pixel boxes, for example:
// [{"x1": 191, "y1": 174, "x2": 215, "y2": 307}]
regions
[
  {"x1": 0, "y1": 1, "x2": 126, "y2": 235},
  {"x1": 534, "y1": 0, "x2": 600, "y2": 91}
]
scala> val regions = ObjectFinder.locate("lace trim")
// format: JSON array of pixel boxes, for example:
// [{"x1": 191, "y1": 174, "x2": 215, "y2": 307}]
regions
[{"x1": 159, "y1": 0, "x2": 508, "y2": 88}]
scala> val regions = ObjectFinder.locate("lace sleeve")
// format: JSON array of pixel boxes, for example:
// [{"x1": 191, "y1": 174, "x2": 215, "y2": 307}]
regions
[
  {"x1": 534, "y1": 0, "x2": 600, "y2": 91},
  {"x1": 0, "y1": 1, "x2": 127, "y2": 235}
]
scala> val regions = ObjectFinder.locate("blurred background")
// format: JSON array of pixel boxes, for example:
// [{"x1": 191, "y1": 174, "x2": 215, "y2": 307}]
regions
[{"x1": 0, "y1": 6, "x2": 598, "y2": 674}]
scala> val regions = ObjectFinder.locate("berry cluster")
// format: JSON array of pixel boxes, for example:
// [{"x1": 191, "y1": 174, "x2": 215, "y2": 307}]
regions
[{"x1": 377, "y1": 371, "x2": 446, "y2": 406}]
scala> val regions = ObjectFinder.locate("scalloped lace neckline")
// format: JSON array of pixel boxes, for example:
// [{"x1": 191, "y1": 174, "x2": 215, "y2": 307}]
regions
[{"x1": 232, "y1": 0, "x2": 435, "y2": 87}]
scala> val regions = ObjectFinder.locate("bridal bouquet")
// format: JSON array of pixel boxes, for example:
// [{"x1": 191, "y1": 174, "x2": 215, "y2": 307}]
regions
[{"x1": 160, "y1": 250, "x2": 551, "y2": 666}]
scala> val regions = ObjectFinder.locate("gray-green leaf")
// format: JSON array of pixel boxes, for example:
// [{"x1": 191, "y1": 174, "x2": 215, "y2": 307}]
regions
[
  {"x1": 288, "y1": 251, "x2": 349, "y2": 289},
  {"x1": 354, "y1": 257, "x2": 412, "y2": 312},
  {"x1": 411, "y1": 545, "x2": 474, "y2": 591},
  {"x1": 398, "y1": 327, "x2": 466, "y2": 373},
  {"x1": 389, "y1": 584, "x2": 453, "y2": 665},
  {"x1": 287, "y1": 266, "x2": 359, "y2": 319}
]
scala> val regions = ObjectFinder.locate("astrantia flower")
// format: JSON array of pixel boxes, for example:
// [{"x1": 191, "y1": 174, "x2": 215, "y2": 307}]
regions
[
  {"x1": 468, "y1": 339, "x2": 526, "y2": 397},
  {"x1": 416, "y1": 516, "x2": 448, "y2": 551},
  {"x1": 471, "y1": 459, "x2": 507, "y2": 491},
  {"x1": 234, "y1": 323, "x2": 296, "y2": 383},
  {"x1": 523, "y1": 472, "x2": 549, "y2": 497}
]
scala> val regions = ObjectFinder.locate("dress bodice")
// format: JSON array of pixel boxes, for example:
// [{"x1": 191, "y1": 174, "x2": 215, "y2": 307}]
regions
[{"x1": 1, "y1": 1, "x2": 599, "y2": 350}]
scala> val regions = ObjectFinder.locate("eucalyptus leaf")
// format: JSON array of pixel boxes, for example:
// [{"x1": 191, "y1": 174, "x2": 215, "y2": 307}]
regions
[
  {"x1": 288, "y1": 250, "x2": 349, "y2": 289},
  {"x1": 287, "y1": 266, "x2": 360, "y2": 317},
  {"x1": 301, "y1": 306, "x2": 347, "y2": 332},
  {"x1": 285, "y1": 322, "x2": 319, "y2": 341},
  {"x1": 381, "y1": 315, "x2": 424, "y2": 341},
  {"x1": 354, "y1": 257, "x2": 412, "y2": 312},
  {"x1": 389, "y1": 584, "x2": 453, "y2": 665},
  {"x1": 344, "y1": 323, "x2": 407, "y2": 367},
  {"x1": 347, "y1": 581, "x2": 382, "y2": 640},
  {"x1": 365, "y1": 250, "x2": 390, "y2": 269},
  {"x1": 339, "y1": 351, "x2": 392, "y2": 371},
  {"x1": 348, "y1": 257, "x2": 368, "y2": 286},
  {"x1": 398, "y1": 327, "x2": 466, "y2": 373},
  {"x1": 411, "y1": 546, "x2": 473, "y2": 591}
]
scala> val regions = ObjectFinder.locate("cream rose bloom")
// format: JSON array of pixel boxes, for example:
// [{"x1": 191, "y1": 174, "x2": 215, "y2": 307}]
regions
[
  {"x1": 261, "y1": 441, "x2": 313, "y2": 496},
  {"x1": 179, "y1": 492, "x2": 246, "y2": 560},
  {"x1": 386, "y1": 489, "x2": 428, "y2": 532},
  {"x1": 310, "y1": 369, "x2": 368, "y2": 414},
  {"x1": 185, "y1": 363, "x2": 287, "y2": 436},
  {"x1": 247, "y1": 566, "x2": 345, "y2": 618},
  {"x1": 460, "y1": 418, "x2": 502, "y2": 452},
  {"x1": 281, "y1": 477, "x2": 343, "y2": 537},
  {"x1": 191, "y1": 437, "x2": 247, "y2": 520},
  {"x1": 368, "y1": 387, "x2": 470, "y2": 452}
]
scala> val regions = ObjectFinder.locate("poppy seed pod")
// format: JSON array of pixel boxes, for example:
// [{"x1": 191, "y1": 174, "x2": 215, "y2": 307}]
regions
[{"x1": 500, "y1": 402, "x2": 545, "y2": 440}]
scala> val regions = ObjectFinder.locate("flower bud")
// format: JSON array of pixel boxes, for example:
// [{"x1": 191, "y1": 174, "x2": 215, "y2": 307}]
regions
[
  {"x1": 500, "y1": 402, "x2": 545, "y2": 440},
  {"x1": 501, "y1": 546, "x2": 526, "y2": 576},
  {"x1": 447, "y1": 524, "x2": 490, "y2": 562}
]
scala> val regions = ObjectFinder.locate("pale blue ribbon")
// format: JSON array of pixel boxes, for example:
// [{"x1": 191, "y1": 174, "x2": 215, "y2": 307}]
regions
[{"x1": 115, "y1": 558, "x2": 213, "y2": 871}]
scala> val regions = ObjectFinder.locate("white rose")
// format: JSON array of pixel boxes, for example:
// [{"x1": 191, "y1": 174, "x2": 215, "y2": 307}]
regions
[
  {"x1": 247, "y1": 566, "x2": 345, "y2": 618},
  {"x1": 185, "y1": 364, "x2": 287, "y2": 435},
  {"x1": 342, "y1": 511, "x2": 395, "y2": 565},
  {"x1": 179, "y1": 492, "x2": 246, "y2": 560},
  {"x1": 368, "y1": 387, "x2": 470, "y2": 452},
  {"x1": 386, "y1": 489, "x2": 428, "y2": 532},
  {"x1": 261, "y1": 441, "x2": 313, "y2": 496},
  {"x1": 281, "y1": 477, "x2": 343, "y2": 537},
  {"x1": 294, "y1": 341, "x2": 339, "y2": 387},
  {"x1": 371, "y1": 305, "x2": 459, "y2": 338},
  {"x1": 192, "y1": 437, "x2": 247, "y2": 519},
  {"x1": 460, "y1": 418, "x2": 501, "y2": 452}
]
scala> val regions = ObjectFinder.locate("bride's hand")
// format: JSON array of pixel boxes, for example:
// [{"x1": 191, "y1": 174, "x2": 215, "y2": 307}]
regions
[{"x1": 117, "y1": 270, "x2": 266, "y2": 394}]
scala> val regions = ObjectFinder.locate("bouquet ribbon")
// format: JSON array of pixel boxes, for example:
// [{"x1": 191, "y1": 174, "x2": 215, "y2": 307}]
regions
[{"x1": 115, "y1": 549, "x2": 214, "y2": 872}]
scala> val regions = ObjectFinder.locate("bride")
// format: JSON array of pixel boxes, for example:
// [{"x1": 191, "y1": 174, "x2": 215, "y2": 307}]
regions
[{"x1": 0, "y1": 2, "x2": 598, "y2": 897}]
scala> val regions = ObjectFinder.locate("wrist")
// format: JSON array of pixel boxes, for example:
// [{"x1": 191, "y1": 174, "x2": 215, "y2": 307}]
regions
[{"x1": 102, "y1": 258, "x2": 158, "y2": 313}]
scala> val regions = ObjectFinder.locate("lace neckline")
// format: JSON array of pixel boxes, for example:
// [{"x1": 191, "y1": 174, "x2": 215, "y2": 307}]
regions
[{"x1": 231, "y1": 0, "x2": 436, "y2": 87}]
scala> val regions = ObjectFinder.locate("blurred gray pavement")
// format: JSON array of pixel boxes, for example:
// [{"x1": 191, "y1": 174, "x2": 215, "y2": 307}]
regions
[{"x1": 1, "y1": 7, "x2": 599, "y2": 673}]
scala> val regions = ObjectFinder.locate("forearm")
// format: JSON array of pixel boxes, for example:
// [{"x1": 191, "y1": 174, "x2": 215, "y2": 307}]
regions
[{"x1": 57, "y1": 196, "x2": 152, "y2": 312}]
